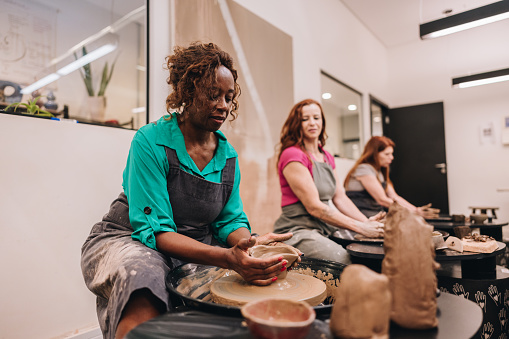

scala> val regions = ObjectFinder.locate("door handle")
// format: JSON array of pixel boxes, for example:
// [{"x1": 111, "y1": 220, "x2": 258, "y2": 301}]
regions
[{"x1": 435, "y1": 163, "x2": 447, "y2": 174}]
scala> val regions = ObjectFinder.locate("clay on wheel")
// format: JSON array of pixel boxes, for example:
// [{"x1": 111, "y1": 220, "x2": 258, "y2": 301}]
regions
[
  {"x1": 210, "y1": 272, "x2": 327, "y2": 307},
  {"x1": 210, "y1": 244, "x2": 325, "y2": 307}
]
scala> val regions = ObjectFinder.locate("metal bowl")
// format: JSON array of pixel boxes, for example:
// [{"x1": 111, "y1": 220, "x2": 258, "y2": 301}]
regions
[{"x1": 166, "y1": 257, "x2": 346, "y2": 318}]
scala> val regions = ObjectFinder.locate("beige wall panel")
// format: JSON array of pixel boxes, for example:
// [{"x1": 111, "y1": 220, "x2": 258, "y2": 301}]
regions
[{"x1": 175, "y1": 0, "x2": 293, "y2": 235}]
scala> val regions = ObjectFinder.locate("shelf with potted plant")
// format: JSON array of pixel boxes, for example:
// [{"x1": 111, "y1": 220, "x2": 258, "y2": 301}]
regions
[
  {"x1": 75, "y1": 46, "x2": 116, "y2": 122},
  {"x1": 0, "y1": 96, "x2": 65, "y2": 119}
]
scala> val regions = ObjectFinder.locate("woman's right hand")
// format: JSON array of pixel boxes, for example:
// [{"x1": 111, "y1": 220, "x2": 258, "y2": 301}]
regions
[
  {"x1": 355, "y1": 220, "x2": 384, "y2": 238},
  {"x1": 225, "y1": 235, "x2": 288, "y2": 286}
]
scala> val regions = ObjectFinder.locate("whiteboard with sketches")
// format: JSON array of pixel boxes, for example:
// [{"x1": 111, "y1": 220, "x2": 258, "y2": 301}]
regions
[{"x1": 0, "y1": 0, "x2": 56, "y2": 86}]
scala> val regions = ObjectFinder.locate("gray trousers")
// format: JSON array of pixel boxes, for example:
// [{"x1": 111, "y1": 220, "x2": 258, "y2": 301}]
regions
[
  {"x1": 283, "y1": 228, "x2": 351, "y2": 264},
  {"x1": 274, "y1": 203, "x2": 351, "y2": 264}
]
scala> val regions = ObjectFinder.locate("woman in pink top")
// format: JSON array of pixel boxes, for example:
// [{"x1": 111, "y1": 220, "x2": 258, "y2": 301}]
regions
[{"x1": 273, "y1": 99, "x2": 384, "y2": 263}]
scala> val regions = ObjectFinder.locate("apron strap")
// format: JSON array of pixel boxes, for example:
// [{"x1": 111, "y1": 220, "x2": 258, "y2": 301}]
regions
[
  {"x1": 221, "y1": 158, "x2": 235, "y2": 202},
  {"x1": 165, "y1": 147, "x2": 181, "y2": 170}
]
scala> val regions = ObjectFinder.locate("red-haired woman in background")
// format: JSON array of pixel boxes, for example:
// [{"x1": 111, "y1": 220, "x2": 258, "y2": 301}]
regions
[
  {"x1": 344, "y1": 136, "x2": 439, "y2": 218},
  {"x1": 273, "y1": 99, "x2": 384, "y2": 264}
]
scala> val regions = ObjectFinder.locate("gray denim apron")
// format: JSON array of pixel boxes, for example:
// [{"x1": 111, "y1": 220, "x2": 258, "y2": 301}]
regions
[
  {"x1": 346, "y1": 181, "x2": 387, "y2": 218},
  {"x1": 274, "y1": 159, "x2": 351, "y2": 263},
  {"x1": 81, "y1": 146, "x2": 235, "y2": 339}
]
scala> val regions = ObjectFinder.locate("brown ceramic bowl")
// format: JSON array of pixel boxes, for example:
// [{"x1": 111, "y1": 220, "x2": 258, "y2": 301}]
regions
[
  {"x1": 470, "y1": 214, "x2": 489, "y2": 224},
  {"x1": 241, "y1": 298, "x2": 315, "y2": 339}
]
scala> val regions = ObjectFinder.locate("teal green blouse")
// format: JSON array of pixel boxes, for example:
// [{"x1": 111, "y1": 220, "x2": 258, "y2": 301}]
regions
[{"x1": 122, "y1": 113, "x2": 250, "y2": 251}]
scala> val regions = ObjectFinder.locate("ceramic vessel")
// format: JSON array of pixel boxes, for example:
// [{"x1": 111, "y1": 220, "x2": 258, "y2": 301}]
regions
[
  {"x1": 241, "y1": 298, "x2": 315, "y2": 339},
  {"x1": 470, "y1": 214, "x2": 489, "y2": 224}
]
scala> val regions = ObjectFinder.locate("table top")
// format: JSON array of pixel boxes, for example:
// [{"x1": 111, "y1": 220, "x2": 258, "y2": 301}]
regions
[
  {"x1": 125, "y1": 293, "x2": 482, "y2": 339},
  {"x1": 427, "y1": 221, "x2": 508, "y2": 229},
  {"x1": 346, "y1": 242, "x2": 506, "y2": 262},
  {"x1": 331, "y1": 229, "x2": 449, "y2": 245}
]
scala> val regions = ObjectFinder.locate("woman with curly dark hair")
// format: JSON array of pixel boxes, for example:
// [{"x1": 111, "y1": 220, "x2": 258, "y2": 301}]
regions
[
  {"x1": 273, "y1": 99, "x2": 384, "y2": 264},
  {"x1": 81, "y1": 42, "x2": 296, "y2": 339}
]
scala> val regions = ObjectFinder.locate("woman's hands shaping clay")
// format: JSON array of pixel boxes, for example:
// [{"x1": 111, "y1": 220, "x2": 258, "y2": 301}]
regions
[
  {"x1": 369, "y1": 211, "x2": 386, "y2": 223},
  {"x1": 416, "y1": 203, "x2": 440, "y2": 219},
  {"x1": 225, "y1": 233, "x2": 301, "y2": 286},
  {"x1": 355, "y1": 220, "x2": 384, "y2": 238}
]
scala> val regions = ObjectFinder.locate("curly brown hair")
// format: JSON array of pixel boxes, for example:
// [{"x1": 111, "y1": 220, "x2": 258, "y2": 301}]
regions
[
  {"x1": 165, "y1": 42, "x2": 241, "y2": 120},
  {"x1": 276, "y1": 99, "x2": 328, "y2": 163}
]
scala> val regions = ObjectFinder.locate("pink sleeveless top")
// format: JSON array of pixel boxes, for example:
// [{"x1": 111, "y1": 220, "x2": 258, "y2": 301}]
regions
[{"x1": 278, "y1": 145, "x2": 335, "y2": 207}]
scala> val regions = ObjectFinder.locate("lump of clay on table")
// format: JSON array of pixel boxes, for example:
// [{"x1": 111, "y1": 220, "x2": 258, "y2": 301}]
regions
[
  {"x1": 382, "y1": 202, "x2": 439, "y2": 329},
  {"x1": 329, "y1": 264, "x2": 391, "y2": 339}
]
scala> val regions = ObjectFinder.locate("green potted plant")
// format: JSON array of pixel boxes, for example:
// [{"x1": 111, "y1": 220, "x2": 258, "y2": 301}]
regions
[
  {"x1": 75, "y1": 46, "x2": 116, "y2": 121},
  {"x1": 4, "y1": 96, "x2": 54, "y2": 117}
]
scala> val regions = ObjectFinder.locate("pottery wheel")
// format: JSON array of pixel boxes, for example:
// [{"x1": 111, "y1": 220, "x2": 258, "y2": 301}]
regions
[{"x1": 210, "y1": 271, "x2": 327, "y2": 307}]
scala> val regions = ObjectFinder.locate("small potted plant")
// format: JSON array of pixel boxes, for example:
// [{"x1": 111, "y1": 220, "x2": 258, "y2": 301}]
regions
[{"x1": 4, "y1": 95, "x2": 54, "y2": 117}]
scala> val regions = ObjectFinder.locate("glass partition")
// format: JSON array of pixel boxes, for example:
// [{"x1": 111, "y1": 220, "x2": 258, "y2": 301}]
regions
[
  {"x1": 320, "y1": 71, "x2": 362, "y2": 159},
  {"x1": 0, "y1": 0, "x2": 147, "y2": 129}
]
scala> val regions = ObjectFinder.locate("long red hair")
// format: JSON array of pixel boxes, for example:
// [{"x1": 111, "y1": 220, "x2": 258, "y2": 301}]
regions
[
  {"x1": 344, "y1": 136, "x2": 395, "y2": 190},
  {"x1": 277, "y1": 99, "x2": 328, "y2": 163}
]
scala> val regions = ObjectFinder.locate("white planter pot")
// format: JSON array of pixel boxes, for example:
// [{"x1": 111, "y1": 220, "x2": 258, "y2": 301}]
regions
[{"x1": 85, "y1": 96, "x2": 106, "y2": 121}]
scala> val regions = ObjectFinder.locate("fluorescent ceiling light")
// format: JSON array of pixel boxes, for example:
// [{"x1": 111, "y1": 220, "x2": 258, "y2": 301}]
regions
[
  {"x1": 348, "y1": 104, "x2": 357, "y2": 111},
  {"x1": 20, "y1": 73, "x2": 61, "y2": 95},
  {"x1": 322, "y1": 92, "x2": 332, "y2": 99},
  {"x1": 452, "y1": 68, "x2": 509, "y2": 88},
  {"x1": 56, "y1": 44, "x2": 117, "y2": 76},
  {"x1": 420, "y1": 1, "x2": 509, "y2": 39},
  {"x1": 131, "y1": 107, "x2": 146, "y2": 114},
  {"x1": 21, "y1": 44, "x2": 116, "y2": 94}
]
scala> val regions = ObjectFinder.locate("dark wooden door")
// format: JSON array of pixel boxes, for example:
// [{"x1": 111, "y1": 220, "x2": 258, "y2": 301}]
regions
[{"x1": 383, "y1": 102, "x2": 449, "y2": 214}]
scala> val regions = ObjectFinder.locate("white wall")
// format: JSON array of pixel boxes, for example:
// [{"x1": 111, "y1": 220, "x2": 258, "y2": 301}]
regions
[
  {"x1": 387, "y1": 20, "x2": 509, "y2": 223},
  {"x1": 0, "y1": 115, "x2": 135, "y2": 338}
]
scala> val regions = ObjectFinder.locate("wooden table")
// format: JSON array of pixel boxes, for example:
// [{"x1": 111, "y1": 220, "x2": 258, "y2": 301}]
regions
[{"x1": 125, "y1": 293, "x2": 482, "y2": 339}]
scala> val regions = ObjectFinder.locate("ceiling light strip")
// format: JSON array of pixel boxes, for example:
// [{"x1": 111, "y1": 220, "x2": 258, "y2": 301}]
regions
[
  {"x1": 420, "y1": 1, "x2": 509, "y2": 39},
  {"x1": 20, "y1": 44, "x2": 117, "y2": 94},
  {"x1": 452, "y1": 68, "x2": 509, "y2": 88}
]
